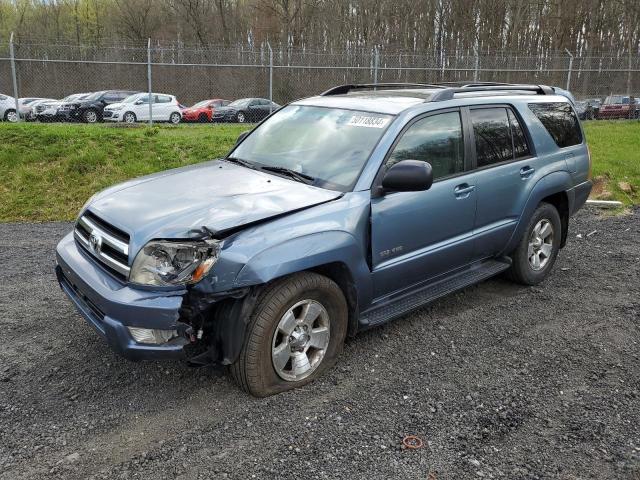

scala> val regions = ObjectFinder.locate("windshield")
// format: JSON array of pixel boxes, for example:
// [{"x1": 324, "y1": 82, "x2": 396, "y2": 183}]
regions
[
  {"x1": 122, "y1": 93, "x2": 143, "y2": 103},
  {"x1": 604, "y1": 95, "x2": 629, "y2": 105},
  {"x1": 192, "y1": 100, "x2": 211, "y2": 108},
  {"x1": 230, "y1": 105, "x2": 393, "y2": 191},
  {"x1": 229, "y1": 98, "x2": 251, "y2": 108},
  {"x1": 85, "y1": 91, "x2": 106, "y2": 101}
]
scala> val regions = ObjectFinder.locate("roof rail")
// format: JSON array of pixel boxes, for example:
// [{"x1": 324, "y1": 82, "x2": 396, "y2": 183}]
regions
[
  {"x1": 430, "y1": 84, "x2": 554, "y2": 102},
  {"x1": 320, "y1": 83, "x2": 447, "y2": 96}
]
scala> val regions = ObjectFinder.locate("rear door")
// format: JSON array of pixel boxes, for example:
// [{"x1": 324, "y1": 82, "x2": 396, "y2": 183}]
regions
[{"x1": 467, "y1": 105, "x2": 537, "y2": 259}]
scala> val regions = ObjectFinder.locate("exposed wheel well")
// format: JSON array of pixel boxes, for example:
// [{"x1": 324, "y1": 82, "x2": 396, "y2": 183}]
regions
[
  {"x1": 540, "y1": 191, "x2": 569, "y2": 248},
  {"x1": 310, "y1": 262, "x2": 359, "y2": 336}
]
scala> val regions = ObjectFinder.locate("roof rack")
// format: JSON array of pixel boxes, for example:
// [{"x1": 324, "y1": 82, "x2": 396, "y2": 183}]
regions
[
  {"x1": 320, "y1": 83, "x2": 447, "y2": 96},
  {"x1": 430, "y1": 84, "x2": 554, "y2": 102}
]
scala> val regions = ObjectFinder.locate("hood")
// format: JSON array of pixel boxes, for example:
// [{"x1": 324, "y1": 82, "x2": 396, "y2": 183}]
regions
[
  {"x1": 86, "y1": 159, "x2": 341, "y2": 254},
  {"x1": 104, "y1": 102, "x2": 125, "y2": 110}
]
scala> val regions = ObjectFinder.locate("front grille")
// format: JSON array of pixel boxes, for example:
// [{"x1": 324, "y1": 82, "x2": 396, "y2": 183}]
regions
[
  {"x1": 103, "y1": 110, "x2": 114, "y2": 118},
  {"x1": 74, "y1": 212, "x2": 131, "y2": 280}
]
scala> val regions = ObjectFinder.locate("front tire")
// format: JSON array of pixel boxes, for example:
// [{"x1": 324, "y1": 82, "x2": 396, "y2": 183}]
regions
[
  {"x1": 231, "y1": 272, "x2": 348, "y2": 397},
  {"x1": 4, "y1": 109, "x2": 18, "y2": 122},
  {"x1": 83, "y1": 109, "x2": 99, "y2": 123},
  {"x1": 507, "y1": 202, "x2": 561, "y2": 285},
  {"x1": 123, "y1": 112, "x2": 136, "y2": 124}
]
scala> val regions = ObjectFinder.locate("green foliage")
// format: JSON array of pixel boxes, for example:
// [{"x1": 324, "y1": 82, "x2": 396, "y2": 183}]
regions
[
  {"x1": 0, "y1": 121, "x2": 638, "y2": 223},
  {"x1": 583, "y1": 121, "x2": 640, "y2": 205},
  {"x1": 0, "y1": 123, "x2": 246, "y2": 222}
]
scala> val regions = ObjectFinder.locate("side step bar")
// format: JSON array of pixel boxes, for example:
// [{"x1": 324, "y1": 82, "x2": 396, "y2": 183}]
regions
[{"x1": 360, "y1": 258, "x2": 511, "y2": 327}]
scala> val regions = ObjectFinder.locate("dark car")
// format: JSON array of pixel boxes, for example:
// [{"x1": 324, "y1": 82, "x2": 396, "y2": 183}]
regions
[
  {"x1": 58, "y1": 90, "x2": 140, "y2": 123},
  {"x1": 212, "y1": 98, "x2": 280, "y2": 123},
  {"x1": 575, "y1": 99, "x2": 601, "y2": 120}
]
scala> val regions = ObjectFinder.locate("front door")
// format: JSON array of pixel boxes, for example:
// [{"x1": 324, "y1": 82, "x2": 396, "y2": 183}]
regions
[{"x1": 371, "y1": 110, "x2": 477, "y2": 299}]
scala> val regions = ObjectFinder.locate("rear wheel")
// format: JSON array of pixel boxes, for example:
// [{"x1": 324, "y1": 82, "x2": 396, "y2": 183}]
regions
[
  {"x1": 123, "y1": 112, "x2": 136, "y2": 124},
  {"x1": 198, "y1": 113, "x2": 208, "y2": 123},
  {"x1": 507, "y1": 202, "x2": 561, "y2": 285},
  {"x1": 169, "y1": 112, "x2": 181, "y2": 124},
  {"x1": 231, "y1": 272, "x2": 348, "y2": 397},
  {"x1": 236, "y1": 111, "x2": 246, "y2": 123}
]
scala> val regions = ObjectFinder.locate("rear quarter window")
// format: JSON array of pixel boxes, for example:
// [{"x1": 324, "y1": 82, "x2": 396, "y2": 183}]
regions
[{"x1": 528, "y1": 102, "x2": 582, "y2": 148}]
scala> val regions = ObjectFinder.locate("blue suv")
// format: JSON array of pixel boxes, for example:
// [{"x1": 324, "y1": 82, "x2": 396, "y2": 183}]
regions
[{"x1": 56, "y1": 83, "x2": 592, "y2": 396}]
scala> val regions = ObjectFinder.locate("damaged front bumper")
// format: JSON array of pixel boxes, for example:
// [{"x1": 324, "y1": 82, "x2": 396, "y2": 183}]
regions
[{"x1": 55, "y1": 232, "x2": 190, "y2": 361}]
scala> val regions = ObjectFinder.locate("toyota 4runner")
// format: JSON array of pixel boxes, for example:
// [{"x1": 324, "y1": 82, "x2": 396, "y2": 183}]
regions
[{"x1": 56, "y1": 83, "x2": 593, "y2": 396}]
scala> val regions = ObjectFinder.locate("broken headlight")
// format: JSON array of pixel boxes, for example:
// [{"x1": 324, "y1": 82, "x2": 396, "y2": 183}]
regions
[{"x1": 130, "y1": 240, "x2": 220, "y2": 286}]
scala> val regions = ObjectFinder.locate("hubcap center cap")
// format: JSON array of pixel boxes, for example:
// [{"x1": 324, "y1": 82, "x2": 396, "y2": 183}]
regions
[{"x1": 289, "y1": 326, "x2": 310, "y2": 352}]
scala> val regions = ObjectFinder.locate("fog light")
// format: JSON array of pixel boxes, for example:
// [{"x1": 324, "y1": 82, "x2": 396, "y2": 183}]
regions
[{"x1": 127, "y1": 326, "x2": 178, "y2": 345}]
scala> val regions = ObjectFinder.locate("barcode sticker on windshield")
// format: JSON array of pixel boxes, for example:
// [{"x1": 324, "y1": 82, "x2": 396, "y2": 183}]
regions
[{"x1": 347, "y1": 115, "x2": 389, "y2": 128}]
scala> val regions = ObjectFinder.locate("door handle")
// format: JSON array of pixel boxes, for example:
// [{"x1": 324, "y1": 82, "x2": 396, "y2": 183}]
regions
[
  {"x1": 454, "y1": 183, "x2": 475, "y2": 198},
  {"x1": 520, "y1": 166, "x2": 535, "y2": 179}
]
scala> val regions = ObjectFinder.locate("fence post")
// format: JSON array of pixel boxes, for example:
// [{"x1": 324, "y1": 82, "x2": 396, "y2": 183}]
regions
[
  {"x1": 473, "y1": 45, "x2": 480, "y2": 82},
  {"x1": 9, "y1": 32, "x2": 20, "y2": 122},
  {"x1": 147, "y1": 38, "x2": 153, "y2": 125},
  {"x1": 373, "y1": 46, "x2": 379, "y2": 86},
  {"x1": 267, "y1": 42, "x2": 273, "y2": 113},
  {"x1": 564, "y1": 48, "x2": 574, "y2": 91}
]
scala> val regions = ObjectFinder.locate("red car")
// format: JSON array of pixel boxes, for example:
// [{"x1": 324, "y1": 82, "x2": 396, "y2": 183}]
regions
[
  {"x1": 597, "y1": 95, "x2": 639, "y2": 119},
  {"x1": 181, "y1": 99, "x2": 231, "y2": 122}
]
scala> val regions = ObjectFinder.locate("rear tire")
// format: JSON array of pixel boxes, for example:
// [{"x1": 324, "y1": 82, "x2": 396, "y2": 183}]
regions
[
  {"x1": 198, "y1": 113, "x2": 208, "y2": 123},
  {"x1": 169, "y1": 112, "x2": 181, "y2": 124},
  {"x1": 231, "y1": 272, "x2": 348, "y2": 397},
  {"x1": 507, "y1": 202, "x2": 561, "y2": 285},
  {"x1": 236, "y1": 111, "x2": 246, "y2": 123},
  {"x1": 83, "y1": 109, "x2": 99, "y2": 123}
]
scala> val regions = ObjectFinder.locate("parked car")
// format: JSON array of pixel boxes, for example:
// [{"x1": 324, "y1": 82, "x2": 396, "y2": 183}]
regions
[
  {"x1": 181, "y1": 99, "x2": 231, "y2": 122},
  {"x1": 56, "y1": 83, "x2": 592, "y2": 397},
  {"x1": 35, "y1": 93, "x2": 91, "y2": 122},
  {"x1": 103, "y1": 93, "x2": 182, "y2": 124},
  {"x1": 57, "y1": 90, "x2": 140, "y2": 123},
  {"x1": 0, "y1": 94, "x2": 18, "y2": 122},
  {"x1": 212, "y1": 98, "x2": 280, "y2": 123},
  {"x1": 23, "y1": 98, "x2": 56, "y2": 121},
  {"x1": 597, "y1": 95, "x2": 639, "y2": 119},
  {"x1": 17, "y1": 98, "x2": 53, "y2": 120},
  {"x1": 575, "y1": 98, "x2": 601, "y2": 120}
]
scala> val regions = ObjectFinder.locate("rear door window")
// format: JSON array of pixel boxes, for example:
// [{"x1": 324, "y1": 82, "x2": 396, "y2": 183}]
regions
[
  {"x1": 470, "y1": 108, "x2": 514, "y2": 167},
  {"x1": 528, "y1": 102, "x2": 582, "y2": 148}
]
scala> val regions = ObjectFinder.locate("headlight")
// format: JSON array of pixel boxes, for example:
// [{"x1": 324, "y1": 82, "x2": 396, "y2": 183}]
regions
[
  {"x1": 130, "y1": 240, "x2": 220, "y2": 286},
  {"x1": 111, "y1": 105, "x2": 123, "y2": 111}
]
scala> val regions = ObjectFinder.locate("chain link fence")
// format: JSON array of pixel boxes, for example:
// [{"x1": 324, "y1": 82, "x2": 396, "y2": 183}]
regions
[{"x1": 1, "y1": 36, "x2": 639, "y2": 124}]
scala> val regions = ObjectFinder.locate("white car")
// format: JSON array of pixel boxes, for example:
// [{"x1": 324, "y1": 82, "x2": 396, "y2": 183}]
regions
[
  {"x1": 0, "y1": 94, "x2": 18, "y2": 122},
  {"x1": 20, "y1": 98, "x2": 55, "y2": 120},
  {"x1": 103, "y1": 93, "x2": 182, "y2": 124}
]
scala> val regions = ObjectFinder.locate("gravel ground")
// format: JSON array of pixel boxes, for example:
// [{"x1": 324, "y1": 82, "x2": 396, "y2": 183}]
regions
[{"x1": 0, "y1": 207, "x2": 639, "y2": 480}]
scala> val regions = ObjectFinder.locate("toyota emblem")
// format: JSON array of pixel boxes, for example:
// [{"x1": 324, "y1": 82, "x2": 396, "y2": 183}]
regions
[{"x1": 89, "y1": 231, "x2": 102, "y2": 254}]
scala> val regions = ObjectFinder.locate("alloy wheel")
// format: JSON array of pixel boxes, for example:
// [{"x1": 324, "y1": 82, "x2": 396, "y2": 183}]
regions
[
  {"x1": 528, "y1": 219, "x2": 554, "y2": 271},
  {"x1": 6, "y1": 110, "x2": 18, "y2": 122},
  {"x1": 271, "y1": 299, "x2": 331, "y2": 382}
]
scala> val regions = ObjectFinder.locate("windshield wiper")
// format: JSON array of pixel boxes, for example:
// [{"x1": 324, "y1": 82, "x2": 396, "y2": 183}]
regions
[
  {"x1": 260, "y1": 166, "x2": 315, "y2": 185},
  {"x1": 224, "y1": 156, "x2": 258, "y2": 170}
]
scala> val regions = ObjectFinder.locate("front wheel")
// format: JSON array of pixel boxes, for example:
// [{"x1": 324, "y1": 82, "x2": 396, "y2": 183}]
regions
[
  {"x1": 83, "y1": 109, "x2": 99, "y2": 123},
  {"x1": 507, "y1": 202, "x2": 561, "y2": 285},
  {"x1": 4, "y1": 109, "x2": 18, "y2": 122},
  {"x1": 123, "y1": 112, "x2": 136, "y2": 124},
  {"x1": 231, "y1": 272, "x2": 348, "y2": 397}
]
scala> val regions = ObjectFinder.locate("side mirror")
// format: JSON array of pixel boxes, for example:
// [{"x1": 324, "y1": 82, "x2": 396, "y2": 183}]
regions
[
  {"x1": 235, "y1": 130, "x2": 251, "y2": 145},
  {"x1": 381, "y1": 160, "x2": 433, "y2": 193}
]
